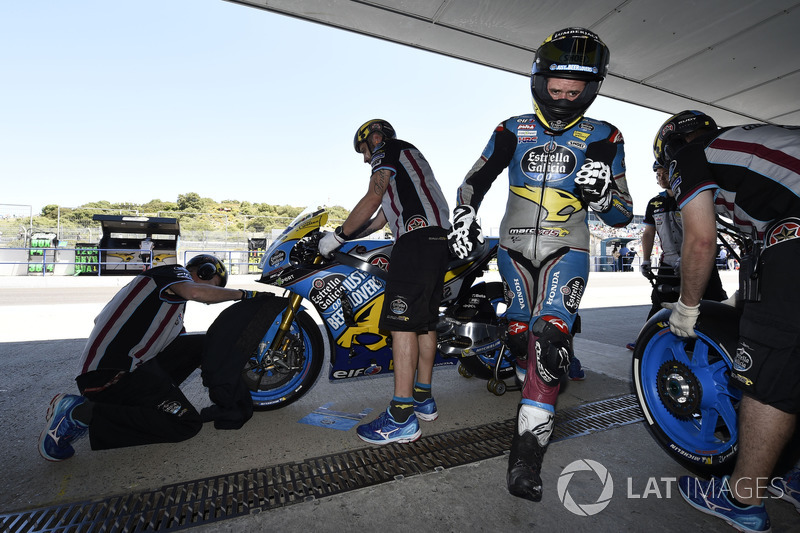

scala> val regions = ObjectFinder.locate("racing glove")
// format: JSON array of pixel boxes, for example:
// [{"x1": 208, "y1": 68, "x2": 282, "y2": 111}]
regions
[
  {"x1": 640, "y1": 260, "x2": 652, "y2": 278},
  {"x1": 575, "y1": 160, "x2": 612, "y2": 212},
  {"x1": 239, "y1": 290, "x2": 263, "y2": 300},
  {"x1": 318, "y1": 226, "x2": 348, "y2": 258},
  {"x1": 662, "y1": 299, "x2": 700, "y2": 338},
  {"x1": 448, "y1": 205, "x2": 484, "y2": 259}
]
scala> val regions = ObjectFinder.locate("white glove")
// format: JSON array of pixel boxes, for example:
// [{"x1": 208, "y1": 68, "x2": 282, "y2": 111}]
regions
[
  {"x1": 575, "y1": 160, "x2": 612, "y2": 212},
  {"x1": 662, "y1": 299, "x2": 700, "y2": 338},
  {"x1": 640, "y1": 260, "x2": 652, "y2": 278},
  {"x1": 318, "y1": 228, "x2": 346, "y2": 258},
  {"x1": 448, "y1": 205, "x2": 484, "y2": 259}
]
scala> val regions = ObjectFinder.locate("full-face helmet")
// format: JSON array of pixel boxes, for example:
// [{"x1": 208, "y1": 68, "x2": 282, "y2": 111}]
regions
[
  {"x1": 531, "y1": 27, "x2": 610, "y2": 131},
  {"x1": 353, "y1": 119, "x2": 396, "y2": 153},
  {"x1": 653, "y1": 110, "x2": 718, "y2": 165},
  {"x1": 186, "y1": 254, "x2": 228, "y2": 287}
]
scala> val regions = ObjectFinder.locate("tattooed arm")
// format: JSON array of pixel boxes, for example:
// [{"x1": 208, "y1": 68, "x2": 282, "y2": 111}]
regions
[{"x1": 340, "y1": 168, "x2": 391, "y2": 238}]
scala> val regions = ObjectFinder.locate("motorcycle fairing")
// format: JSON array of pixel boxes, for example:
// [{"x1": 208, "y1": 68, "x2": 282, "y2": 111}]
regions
[{"x1": 257, "y1": 210, "x2": 510, "y2": 382}]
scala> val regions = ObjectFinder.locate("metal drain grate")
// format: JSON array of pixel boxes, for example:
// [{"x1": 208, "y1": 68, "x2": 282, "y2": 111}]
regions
[{"x1": 1, "y1": 394, "x2": 643, "y2": 533}]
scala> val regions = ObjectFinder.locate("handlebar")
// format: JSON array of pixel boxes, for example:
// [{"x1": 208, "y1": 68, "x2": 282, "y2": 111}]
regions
[
  {"x1": 644, "y1": 268, "x2": 680, "y2": 294},
  {"x1": 292, "y1": 231, "x2": 324, "y2": 264}
]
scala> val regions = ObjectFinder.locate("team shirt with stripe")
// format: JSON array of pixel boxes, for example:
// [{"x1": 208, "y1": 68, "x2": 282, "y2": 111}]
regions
[
  {"x1": 369, "y1": 138, "x2": 451, "y2": 238},
  {"x1": 78, "y1": 265, "x2": 192, "y2": 375},
  {"x1": 670, "y1": 124, "x2": 800, "y2": 238}
]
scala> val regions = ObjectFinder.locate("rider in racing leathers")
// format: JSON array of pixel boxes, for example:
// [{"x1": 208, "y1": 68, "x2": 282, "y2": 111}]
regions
[{"x1": 448, "y1": 27, "x2": 633, "y2": 502}]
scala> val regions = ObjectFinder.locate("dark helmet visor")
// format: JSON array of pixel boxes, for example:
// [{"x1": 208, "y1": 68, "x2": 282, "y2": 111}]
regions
[{"x1": 534, "y1": 30, "x2": 609, "y2": 81}]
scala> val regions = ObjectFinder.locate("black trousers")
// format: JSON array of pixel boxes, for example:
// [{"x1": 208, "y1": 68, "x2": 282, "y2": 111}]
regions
[{"x1": 77, "y1": 334, "x2": 204, "y2": 451}]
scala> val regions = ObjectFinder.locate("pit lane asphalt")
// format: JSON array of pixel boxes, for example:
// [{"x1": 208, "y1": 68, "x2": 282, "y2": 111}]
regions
[{"x1": 2, "y1": 270, "x2": 799, "y2": 532}]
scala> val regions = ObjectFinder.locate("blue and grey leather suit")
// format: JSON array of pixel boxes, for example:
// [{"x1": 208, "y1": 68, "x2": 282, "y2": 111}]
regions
[{"x1": 456, "y1": 113, "x2": 633, "y2": 406}]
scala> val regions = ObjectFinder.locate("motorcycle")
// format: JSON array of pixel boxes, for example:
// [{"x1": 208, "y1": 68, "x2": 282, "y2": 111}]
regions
[
  {"x1": 632, "y1": 222, "x2": 752, "y2": 475},
  {"x1": 244, "y1": 208, "x2": 517, "y2": 410}
]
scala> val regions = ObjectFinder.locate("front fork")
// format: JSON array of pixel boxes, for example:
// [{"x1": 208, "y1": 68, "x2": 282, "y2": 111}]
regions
[{"x1": 270, "y1": 255, "x2": 323, "y2": 351}]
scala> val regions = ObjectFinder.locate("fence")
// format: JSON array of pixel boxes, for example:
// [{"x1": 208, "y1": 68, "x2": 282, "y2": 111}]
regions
[
  {"x1": 1, "y1": 245, "x2": 646, "y2": 277},
  {"x1": 1, "y1": 204, "x2": 650, "y2": 276},
  {"x1": 0, "y1": 247, "x2": 266, "y2": 277},
  {"x1": 0, "y1": 204, "x2": 346, "y2": 250}
]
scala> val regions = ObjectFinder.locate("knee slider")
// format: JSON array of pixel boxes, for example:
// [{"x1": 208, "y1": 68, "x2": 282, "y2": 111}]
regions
[
  {"x1": 507, "y1": 321, "x2": 529, "y2": 360},
  {"x1": 530, "y1": 316, "x2": 573, "y2": 386},
  {"x1": 518, "y1": 402, "x2": 555, "y2": 446}
]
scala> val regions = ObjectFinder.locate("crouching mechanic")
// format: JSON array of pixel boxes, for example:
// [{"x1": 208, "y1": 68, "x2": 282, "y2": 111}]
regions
[
  {"x1": 449, "y1": 28, "x2": 633, "y2": 502},
  {"x1": 39, "y1": 254, "x2": 264, "y2": 461}
]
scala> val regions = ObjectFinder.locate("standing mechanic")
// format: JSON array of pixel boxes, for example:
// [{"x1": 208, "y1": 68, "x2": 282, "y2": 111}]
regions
[
  {"x1": 39, "y1": 254, "x2": 262, "y2": 461},
  {"x1": 653, "y1": 110, "x2": 800, "y2": 531},
  {"x1": 626, "y1": 161, "x2": 727, "y2": 350},
  {"x1": 318, "y1": 119, "x2": 451, "y2": 445},
  {"x1": 448, "y1": 27, "x2": 633, "y2": 502}
]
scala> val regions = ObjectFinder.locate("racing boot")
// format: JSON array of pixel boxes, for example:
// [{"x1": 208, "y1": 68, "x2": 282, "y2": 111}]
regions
[{"x1": 507, "y1": 402, "x2": 553, "y2": 502}]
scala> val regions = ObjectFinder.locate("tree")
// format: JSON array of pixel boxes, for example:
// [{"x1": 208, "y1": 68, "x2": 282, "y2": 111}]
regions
[
  {"x1": 41, "y1": 205, "x2": 60, "y2": 219},
  {"x1": 141, "y1": 199, "x2": 178, "y2": 213},
  {"x1": 177, "y1": 193, "x2": 203, "y2": 211}
]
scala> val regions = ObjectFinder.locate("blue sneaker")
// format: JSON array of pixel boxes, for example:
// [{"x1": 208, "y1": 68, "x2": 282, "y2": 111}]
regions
[
  {"x1": 414, "y1": 397, "x2": 438, "y2": 422},
  {"x1": 39, "y1": 393, "x2": 89, "y2": 462},
  {"x1": 568, "y1": 357, "x2": 585, "y2": 381},
  {"x1": 679, "y1": 475, "x2": 771, "y2": 532},
  {"x1": 356, "y1": 408, "x2": 421, "y2": 445},
  {"x1": 768, "y1": 466, "x2": 800, "y2": 513}
]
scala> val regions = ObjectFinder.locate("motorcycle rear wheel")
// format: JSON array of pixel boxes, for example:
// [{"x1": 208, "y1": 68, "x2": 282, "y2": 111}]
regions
[
  {"x1": 244, "y1": 308, "x2": 324, "y2": 411},
  {"x1": 632, "y1": 312, "x2": 740, "y2": 476},
  {"x1": 455, "y1": 281, "x2": 516, "y2": 382},
  {"x1": 458, "y1": 352, "x2": 516, "y2": 381}
]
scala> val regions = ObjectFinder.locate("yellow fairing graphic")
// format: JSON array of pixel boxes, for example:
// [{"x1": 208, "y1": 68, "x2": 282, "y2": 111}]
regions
[{"x1": 335, "y1": 295, "x2": 388, "y2": 351}]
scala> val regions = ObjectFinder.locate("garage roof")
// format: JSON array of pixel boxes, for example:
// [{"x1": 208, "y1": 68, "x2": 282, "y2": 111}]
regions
[{"x1": 226, "y1": 0, "x2": 800, "y2": 126}]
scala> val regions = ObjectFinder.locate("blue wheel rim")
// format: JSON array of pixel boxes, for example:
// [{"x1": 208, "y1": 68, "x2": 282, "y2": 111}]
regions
[
  {"x1": 639, "y1": 328, "x2": 741, "y2": 458},
  {"x1": 475, "y1": 347, "x2": 514, "y2": 370},
  {"x1": 249, "y1": 317, "x2": 315, "y2": 405}
]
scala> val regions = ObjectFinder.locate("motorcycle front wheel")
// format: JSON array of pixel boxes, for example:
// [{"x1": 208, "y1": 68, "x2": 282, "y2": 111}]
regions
[
  {"x1": 244, "y1": 308, "x2": 324, "y2": 411},
  {"x1": 632, "y1": 311, "x2": 741, "y2": 476}
]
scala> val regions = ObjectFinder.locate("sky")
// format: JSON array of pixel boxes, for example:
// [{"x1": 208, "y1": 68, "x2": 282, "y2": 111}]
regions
[{"x1": 0, "y1": 0, "x2": 670, "y2": 231}]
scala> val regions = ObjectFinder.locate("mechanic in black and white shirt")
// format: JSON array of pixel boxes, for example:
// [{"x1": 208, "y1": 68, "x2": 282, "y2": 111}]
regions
[
  {"x1": 639, "y1": 161, "x2": 726, "y2": 320},
  {"x1": 39, "y1": 254, "x2": 261, "y2": 461},
  {"x1": 318, "y1": 119, "x2": 451, "y2": 446},
  {"x1": 654, "y1": 110, "x2": 800, "y2": 529}
]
